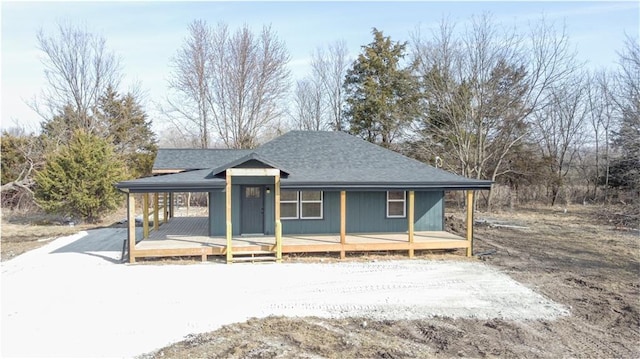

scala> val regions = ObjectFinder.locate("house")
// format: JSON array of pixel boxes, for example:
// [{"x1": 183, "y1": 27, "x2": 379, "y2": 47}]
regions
[{"x1": 115, "y1": 131, "x2": 491, "y2": 263}]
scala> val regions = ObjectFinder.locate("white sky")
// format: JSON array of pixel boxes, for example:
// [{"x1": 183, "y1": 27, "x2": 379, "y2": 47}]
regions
[{"x1": 1, "y1": 1, "x2": 638, "y2": 135}]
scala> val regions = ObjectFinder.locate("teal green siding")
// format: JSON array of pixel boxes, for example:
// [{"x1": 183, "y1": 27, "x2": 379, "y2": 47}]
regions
[
  {"x1": 210, "y1": 189, "x2": 444, "y2": 236},
  {"x1": 209, "y1": 176, "x2": 275, "y2": 236},
  {"x1": 209, "y1": 191, "x2": 224, "y2": 236},
  {"x1": 414, "y1": 191, "x2": 444, "y2": 231},
  {"x1": 281, "y1": 191, "x2": 340, "y2": 234},
  {"x1": 346, "y1": 192, "x2": 404, "y2": 232},
  {"x1": 345, "y1": 191, "x2": 443, "y2": 232}
]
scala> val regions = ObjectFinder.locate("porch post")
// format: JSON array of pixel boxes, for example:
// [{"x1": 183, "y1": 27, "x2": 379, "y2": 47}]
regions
[
  {"x1": 128, "y1": 193, "x2": 136, "y2": 263},
  {"x1": 168, "y1": 193, "x2": 174, "y2": 218},
  {"x1": 225, "y1": 172, "x2": 233, "y2": 263},
  {"x1": 466, "y1": 190, "x2": 474, "y2": 257},
  {"x1": 340, "y1": 191, "x2": 346, "y2": 259},
  {"x1": 187, "y1": 192, "x2": 191, "y2": 216},
  {"x1": 143, "y1": 193, "x2": 149, "y2": 238},
  {"x1": 153, "y1": 193, "x2": 159, "y2": 231},
  {"x1": 275, "y1": 174, "x2": 282, "y2": 262},
  {"x1": 163, "y1": 193, "x2": 168, "y2": 223},
  {"x1": 408, "y1": 190, "x2": 415, "y2": 258}
]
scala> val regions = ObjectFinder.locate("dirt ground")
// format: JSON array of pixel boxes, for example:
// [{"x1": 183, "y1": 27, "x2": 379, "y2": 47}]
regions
[{"x1": 140, "y1": 206, "x2": 639, "y2": 359}]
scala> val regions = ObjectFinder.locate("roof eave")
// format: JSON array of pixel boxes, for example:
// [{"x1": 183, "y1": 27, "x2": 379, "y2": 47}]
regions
[
  {"x1": 115, "y1": 182, "x2": 226, "y2": 193},
  {"x1": 279, "y1": 181, "x2": 492, "y2": 191}
]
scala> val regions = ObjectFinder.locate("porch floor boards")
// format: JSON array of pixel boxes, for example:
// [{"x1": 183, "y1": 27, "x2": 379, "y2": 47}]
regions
[{"x1": 134, "y1": 216, "x2": 469, "y2": 259}]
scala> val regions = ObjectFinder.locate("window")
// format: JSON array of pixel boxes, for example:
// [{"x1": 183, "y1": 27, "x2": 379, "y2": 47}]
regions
[
  {"x1": 300, "y1": 191, "x2": 323, "y2": 219},
  {"x1": 281, "y1": 190, "x2": 299, "y2": 219},
  {"x1": 387, "y1": 191, "x2": 406, "y2": 218},
  {"x1": 280, "y1": 191, "x2": 323, "y2": 219},
  {"x1": 245, "y1": 187, "x2": 261, "y2": 198}
]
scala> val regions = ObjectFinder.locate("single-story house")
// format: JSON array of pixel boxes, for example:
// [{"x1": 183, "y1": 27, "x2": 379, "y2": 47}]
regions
[{"x1": 115, "y1": 131, "x2": 491, "y2": 263}]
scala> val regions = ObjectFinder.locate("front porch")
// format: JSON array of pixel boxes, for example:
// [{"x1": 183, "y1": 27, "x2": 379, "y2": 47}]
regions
[
  {"x1": 124, "y1": 187, "x2": 476, "y2": 263},
  {"x1": 132, "y1": 217, "x2": 470, "y2": 262}
]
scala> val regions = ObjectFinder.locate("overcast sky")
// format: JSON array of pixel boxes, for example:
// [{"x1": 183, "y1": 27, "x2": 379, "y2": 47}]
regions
[{"x1": 1, "y1": 1, "x2": 638, "y2": 135}]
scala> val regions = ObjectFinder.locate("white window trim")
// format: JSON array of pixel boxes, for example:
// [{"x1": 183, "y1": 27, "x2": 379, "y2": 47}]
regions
[
  {"x1": 280, "y1": 191, "x2": 324, "y2": 220},
  {"x1": 300, "y1": 191, "x2": 323, "y2": 219},
  {"x1": 280, "y1": 191, "x2": 299, "y2": 219},
  {"x1": 386, "y1": 191, "x2": 406, "y2": 218}
]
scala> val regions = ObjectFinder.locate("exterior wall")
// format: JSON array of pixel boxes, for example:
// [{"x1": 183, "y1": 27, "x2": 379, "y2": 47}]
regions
[
  {"x1": 345, "y1": 191, "x2": 443, "y2": 233},
  {"x1": 209, "y1": 176, "x2": 275, "y2": 236},
  {"x1": 414, "y1": 191, "x2": 444, "y2": 231},
  {"x1": 281, "y1": 191, "x2": 341, "y2": 234},
  {"x1": 210, "y1": 188, "x2": 444, "y2": 236}
]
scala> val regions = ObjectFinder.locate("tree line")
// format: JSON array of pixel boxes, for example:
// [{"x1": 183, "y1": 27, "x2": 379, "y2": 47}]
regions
[
  {"x1": 1, "y1": 24, "x2": 157, "y2": 222},
  {"x1": 1, "y1": 15, "x2": 637, "y2": 223},
  {"x1": 166, "y1": 16, "x2": 638, "y2": 214}
]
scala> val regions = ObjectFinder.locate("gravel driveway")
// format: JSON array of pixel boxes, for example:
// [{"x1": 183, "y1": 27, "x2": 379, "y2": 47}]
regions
[{"x1": 1, "y1": 229, "x2": 567, "y2": 358}]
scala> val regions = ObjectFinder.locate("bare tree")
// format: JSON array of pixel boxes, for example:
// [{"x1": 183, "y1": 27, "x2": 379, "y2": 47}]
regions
[
  {"x1": 586, "y1": 70, "x2": 616, "y2": 200},
  {"x1": 1, "y1": 127, "x2": 43, "y2": 211},
  {"x1": 410, "y1": 15, "x2": 578, "y2": 209},
  {"x1": 533, "y1": 75, "x2": 589, "y2": 205},
  {"x1": 207, "y1": 23, "x2": 291, "y2": 149},
  {"x1": 291, "y1": 78, "x2": 325, "y2": 130},
  {"x1": 311, "y1": 40, "x2": 350, "y2": 131},
  {"x1": 164, "y1": 20, "x2": 212, "y2": 148},
  {"x1": 32, "y1": 22, "x2": 121, "y2": 131}
]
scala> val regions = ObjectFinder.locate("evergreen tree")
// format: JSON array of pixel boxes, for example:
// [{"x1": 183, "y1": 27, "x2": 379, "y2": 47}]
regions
[
  {"x1": 41, "y1": 87, "x2": 157, "y2": 178},
  {"x1": 608, "y1": 110, "x2": 640, "y2": 190},
  {"x1": 343, "y1": 28, "x2": 419, "y2": 146},
  {"x1": 35, "y1": 130, "x2": 125, "y2": 223},
  {"x1": 96, "y1": 86, "x2": 157, "y2": 177},
  {"x1": 608, "y1": 35, "x2": 640, "y2": 192}
]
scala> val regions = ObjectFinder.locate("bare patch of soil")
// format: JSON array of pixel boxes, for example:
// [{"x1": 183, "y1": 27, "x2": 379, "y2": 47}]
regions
[{"x1": 141, "y1": 205, "x2": 640, "y2": 358}]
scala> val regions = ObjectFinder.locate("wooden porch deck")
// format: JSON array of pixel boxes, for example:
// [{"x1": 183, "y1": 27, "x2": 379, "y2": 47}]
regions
[{"x1": 133, "y1": 217, "x2": 469, "y2": 261}]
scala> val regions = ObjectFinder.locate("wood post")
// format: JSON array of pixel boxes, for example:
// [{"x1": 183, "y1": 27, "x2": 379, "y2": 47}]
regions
[
  {"x1": 187, "y1": 192, "x2": 191, "y2": 216},
  {"x1": 153, "y1": 193, "x2": 159, "y2": 231},
  {"x1": 163, "y1": 193, "x2": 168, "y2": 223},
  {"x1": 142, "y1": 193, "x2": 149, "y2": 239},
  {"x1": 340, "y1": 190, "x2": 346, "y2": 259},
  {"x1": 225, "y1": 172, "x2": 233, "y2": 263},
  {"x1": 466, "y1": 190, "x2": 474, "y2": 257},
  {"x1": 168, "y1": 193, "x2": 173, "y2": 218},
  {"x1": 128, "y1": 193, "x2": 136, "y2": 263},
  {"x1": 408, "y1": 190, "x2": 415, "y2": 258},
  {"x1": 275, "y1": 174, "x2": 282, "y2": 262}
]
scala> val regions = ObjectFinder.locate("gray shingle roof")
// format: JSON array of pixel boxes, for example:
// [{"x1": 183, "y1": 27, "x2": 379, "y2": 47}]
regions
[
  {"x1": 210, "y1": 152, "x2": 291, "y2": 177},
  {"x1": 153, "y1": 148, "x2": 251, "y2": 171},
  {"x1": 117, "y1": 131, "x2": 491, "y2": 191}
]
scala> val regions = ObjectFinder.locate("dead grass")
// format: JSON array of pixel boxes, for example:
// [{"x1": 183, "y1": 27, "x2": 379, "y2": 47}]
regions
[{"x1": 140, "y1": 204, "x2": 640, "y2": 359}]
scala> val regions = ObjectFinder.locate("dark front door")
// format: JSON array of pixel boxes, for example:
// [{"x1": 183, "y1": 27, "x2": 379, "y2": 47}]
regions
[{"x1": 241, "y1": 186, "x2": 264, "y2": 234}]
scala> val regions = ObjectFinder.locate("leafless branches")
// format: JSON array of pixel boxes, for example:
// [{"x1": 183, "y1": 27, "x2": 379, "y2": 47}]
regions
[
  {"x1": 166, "y1": 21, "x2": 290, "y2": 149},
  {"x1": 533, "y1": 75, "x2": 589, "y2": 205},
  {"x1": 410, "y1": 14, "x2": 578, "y2": 208},
  {"x1": 311, "y1": 41, "x2": 350, "y2": 131},
  {"x1": 291, "y1": 78, "x2": 325, "y2": 131},
  {"x1": 32, "y1": 22, "x2": 121, "y2": 130},
  {"x1": 165, "y1": 20, "x2": 212, "y2": 148}
]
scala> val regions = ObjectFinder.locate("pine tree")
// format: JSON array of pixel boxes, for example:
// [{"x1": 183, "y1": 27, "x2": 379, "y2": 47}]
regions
[
  {"x1": 35, "y1": 130, "x2": 125, "y2": 223},
  {"x1": 343, "y1": 28, "x2": 419, "y2": 146},
  {"x1": 95, "y1": 86, "x2": 157, "y2": 177}
]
